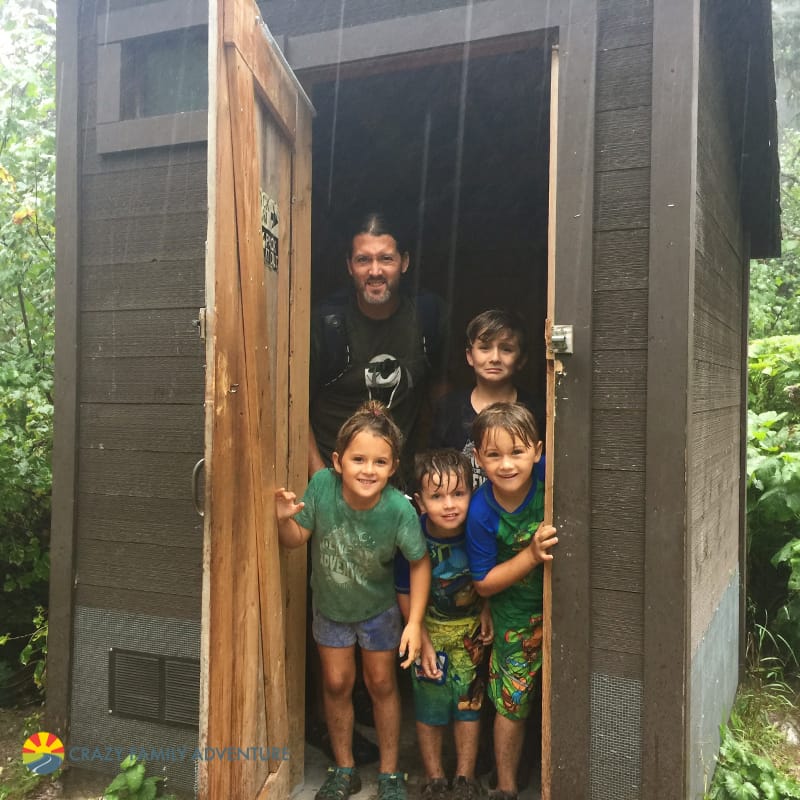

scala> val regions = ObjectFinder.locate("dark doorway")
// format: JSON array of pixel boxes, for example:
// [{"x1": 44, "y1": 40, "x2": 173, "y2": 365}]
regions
[
  {"x1": 309, "y1": 43, "x2": 552, "y2": 394},
  {"x1": 305, "y1": 40, "x2": 554, "y2": 798}
]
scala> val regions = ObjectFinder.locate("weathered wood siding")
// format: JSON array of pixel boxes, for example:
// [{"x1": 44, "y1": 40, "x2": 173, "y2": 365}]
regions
[
  {"x1": 75, "y1": 0, "x2": 206, "y2": 619},
  {"x1": 591, "y1": 0, "x2": 652, "y2": 695},
  {"x1": 261, "y1": 0, "x2": 482, "y2": 37},
  {"x1": 688, "y1": 2, "x2": 747, "y2": 794},
  {"x1": 690, "y1": 1, "x2": 745, "y2": 653},
  {"x1": 589, "y1": 1, "x2": 652, "y2": 795}
]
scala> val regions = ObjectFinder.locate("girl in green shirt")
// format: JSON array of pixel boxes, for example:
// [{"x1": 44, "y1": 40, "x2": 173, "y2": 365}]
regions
[{"x1": 276, "y1": 401, "x2": 431, "y2": 800}]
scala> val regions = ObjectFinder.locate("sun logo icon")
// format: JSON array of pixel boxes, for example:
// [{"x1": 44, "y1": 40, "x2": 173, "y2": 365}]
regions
[{"x1": 22, "y1": 731, "x2": 65, "y2": 775}]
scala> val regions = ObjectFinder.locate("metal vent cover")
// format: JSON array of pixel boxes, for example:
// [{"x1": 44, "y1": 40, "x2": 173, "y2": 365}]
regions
[{"x1": 109, "y1": 648, "x2": 199, "y2": 728}]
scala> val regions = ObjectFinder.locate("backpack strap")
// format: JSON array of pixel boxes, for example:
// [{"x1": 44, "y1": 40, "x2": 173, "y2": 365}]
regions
[{"x1": 317, "y1": 288, "x2": 352, "y2": 388}]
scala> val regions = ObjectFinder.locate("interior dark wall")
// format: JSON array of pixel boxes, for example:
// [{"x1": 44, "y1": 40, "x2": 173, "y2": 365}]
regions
[{"x1": 309, "y1": 46, "x2": 551, "y2": 393}]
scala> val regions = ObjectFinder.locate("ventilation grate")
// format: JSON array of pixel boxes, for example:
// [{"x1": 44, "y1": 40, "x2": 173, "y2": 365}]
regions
[{"x1": 109, "y1": 649, "x2": 199, "y2": 729}]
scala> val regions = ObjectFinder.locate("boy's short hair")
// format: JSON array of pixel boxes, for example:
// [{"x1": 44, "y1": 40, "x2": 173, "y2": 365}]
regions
[
  {"x1": 466, "y1": 309, "x2": 528, "y2": 357},
  {"x1": 414, "y1": 449, "x2": 473, "y2": 494},
  {"x1": 471, "y1": 402, "x2": 541, "y2": 452}
]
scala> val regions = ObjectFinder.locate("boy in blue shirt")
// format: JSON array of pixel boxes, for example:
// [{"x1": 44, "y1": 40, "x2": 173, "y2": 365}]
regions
[
  {"x1": 466, "y1": 403, "x2": 557, "y2": 800},
  {"x1": 395, "y1": 450, "x2": 493, "y2": 800}
]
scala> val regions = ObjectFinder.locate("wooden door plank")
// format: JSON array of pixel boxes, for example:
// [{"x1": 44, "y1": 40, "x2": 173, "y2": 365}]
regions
[
  {"x1": 540, "y1": 43, "x2": 559, "y2": 800},
  {"x1": 225, "y1": 42, "x2": 290, "y2": 780},
  {"x1": 202, "y1": 5, "x2": 239, "y2": 790},
  {"x1": 224, "y1": 0, "x2": 297, "y2": 142},
  {"x1": 284, "y1": 99, "x2": 313, "y2": 791},
  {"x1": 221, "y1": 44, "x2": 268, "y2": 798}
]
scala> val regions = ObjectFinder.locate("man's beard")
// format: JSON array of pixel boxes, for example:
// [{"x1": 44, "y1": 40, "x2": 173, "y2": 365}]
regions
[{"x1": 361, "y1": 280, "x2": 394, "y2": 305}]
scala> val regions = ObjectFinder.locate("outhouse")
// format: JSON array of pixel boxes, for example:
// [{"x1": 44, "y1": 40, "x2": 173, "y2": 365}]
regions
[{"x1": 49, "y1": 0, "x2": 780, "y2": 798}]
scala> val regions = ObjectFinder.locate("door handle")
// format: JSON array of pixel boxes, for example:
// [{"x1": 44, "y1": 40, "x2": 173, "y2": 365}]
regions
[{"x1": 192, "y1": 458, "x2": 205, "y2": 517}]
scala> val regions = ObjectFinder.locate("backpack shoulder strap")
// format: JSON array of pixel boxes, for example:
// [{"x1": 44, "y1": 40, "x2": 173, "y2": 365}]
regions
[{"x1": 316, "y1": 289, "x2": 352, "y2": 387}]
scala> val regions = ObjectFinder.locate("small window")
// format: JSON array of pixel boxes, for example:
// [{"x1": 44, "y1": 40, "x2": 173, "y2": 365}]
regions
[
  {"x1": 120, "y1": 27, "x2": 208, "y2": 120},
  {"x1": 95, "y1": 0, "x2": 208, "y2": 153}
]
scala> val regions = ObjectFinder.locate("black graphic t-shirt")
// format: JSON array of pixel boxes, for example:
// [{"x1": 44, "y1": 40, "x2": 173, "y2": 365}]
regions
[{"x1": 309, "y1": 293, "x2": 447, "y2": 470}]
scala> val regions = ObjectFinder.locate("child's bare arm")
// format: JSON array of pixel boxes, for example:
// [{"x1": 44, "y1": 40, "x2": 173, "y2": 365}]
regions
[
  {"x1": 398, "y1": 552, "x2": 431, "y2": 669},
  {"x1": 397, "y1": 590, "x2": 440, "y2": 678},
  {"x1": 274, "y1": 489, "x2": 312, "y2": 548},
  {"x1": 473, "y1": 523, "x2": 557, "y2": 597}
]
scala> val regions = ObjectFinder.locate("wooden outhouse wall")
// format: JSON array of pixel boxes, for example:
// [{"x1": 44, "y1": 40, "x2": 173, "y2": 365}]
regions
[
  {"x1": 51, "y1": 0, "x2": 206, "y2": 790},
  {"x1": 687, "y1": 1, "x2": 750, "y2": 795},
  {"x1": 50, "y1": 1, "x2": 777, "y2": 797},
  {"x1": 588, "y1": 1, "x2": 652, "y2": 796}
]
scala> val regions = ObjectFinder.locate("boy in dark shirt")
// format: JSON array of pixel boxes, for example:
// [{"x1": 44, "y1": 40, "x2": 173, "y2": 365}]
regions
[{"x1": 430, "y1": 310, "x2": 544, "y2": 489}]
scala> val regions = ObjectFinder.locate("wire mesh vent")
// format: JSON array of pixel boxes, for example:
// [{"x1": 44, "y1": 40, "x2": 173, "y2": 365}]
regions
[
  {"x1": 109, "y1": 648, "x2": 199, "y2": 728},
  {"x1": 590, "y1": 673, "x2": 642, "y2": 800}
]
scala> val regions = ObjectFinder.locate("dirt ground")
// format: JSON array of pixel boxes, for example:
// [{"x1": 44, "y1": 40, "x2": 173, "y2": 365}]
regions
[{"x1": 0, "y1": 705, "x2": 131, "y2": 800}]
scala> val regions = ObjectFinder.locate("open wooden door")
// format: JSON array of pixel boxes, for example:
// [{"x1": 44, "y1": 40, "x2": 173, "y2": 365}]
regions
[
  {"x1": 541, "y1": 43, "x2": 559, "y2": 800},
  {"x1": 200, "y1": 0, "x2": 312, "y2": 797}
]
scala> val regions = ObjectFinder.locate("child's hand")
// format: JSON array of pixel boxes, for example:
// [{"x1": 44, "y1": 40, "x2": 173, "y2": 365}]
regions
[
  {"x1": 419, "y1": 629, "x2": 442, "y2": 679},
  {"x1": 274, "y1": 488, "x2": 304, "y2": 521},
  {"x1": 479, "y1": 602, "x2": 494, "y2": 644},
  {"x1": 528, "y1": 523, "x2": 558, "y2": 564},
  {"x1": 398, "y1": 621, "x2": 422, "y2": 669}
]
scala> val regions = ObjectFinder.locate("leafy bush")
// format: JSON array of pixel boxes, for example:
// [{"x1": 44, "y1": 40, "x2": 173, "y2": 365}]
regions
[
  {"x1": 749, "y1": 336, "x2": 800, "y2": 415},
  {"x1": 102, "y1": 755, "x2": 177, "y2": 800},
  {"x1": 747, "y1": 336, "x2": 800, "y2": 664},
  {"x1": 706, "y1": 720, "x2": 800, "y2": 800},
  {"x1": 0, "y1": 0, "x2": 55, "y2": 696}
]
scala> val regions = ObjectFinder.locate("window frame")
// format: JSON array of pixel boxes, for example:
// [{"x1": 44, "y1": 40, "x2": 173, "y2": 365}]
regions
[{"x1": 96, "y1": 0, "x2": 208, "y2": 154}]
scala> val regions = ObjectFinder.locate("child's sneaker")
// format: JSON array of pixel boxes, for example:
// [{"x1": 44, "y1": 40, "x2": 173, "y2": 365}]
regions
[
  {"x1": 315, "y1": 766, "x2": 362, "y2": 800},
  {"x1": 452, "y1": 777, "x2": 481, "y2": 800},
  {"x1": 420, "y1": 777, "x2": 449, "y2": 800},
  {"x1": 378, "y1": 772, "x2": 408, "y2": 800}
]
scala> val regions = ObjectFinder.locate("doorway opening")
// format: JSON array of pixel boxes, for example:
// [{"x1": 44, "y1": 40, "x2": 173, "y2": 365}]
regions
[{"x1": 303, "y1": 35, "x2": 555, "y2": 799}]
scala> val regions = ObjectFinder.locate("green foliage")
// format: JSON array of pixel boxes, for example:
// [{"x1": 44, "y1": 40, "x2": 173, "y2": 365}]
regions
[
  {"x1": 707, "y1": 644, "x2": 800, "y2": 800},
  {"x1": 706, "y1": 721, "x2": 800, "y2": 800},
  {"x1": 748, "y1": 336, "x2": 800, "y2": 415},
  {"x1": 18, "y1": 607, "x2": 47, "y2": 690},
  {"x1": 0, "y1": 761, "x2": 46, "y2": 800},
  {"x1": 749, "y1": 130, "x2": 800, "y2": 338},
  {"x1": 102, "y1": 756, "x2": 178, "y2": 800},
  {"x1": 0, "y1": 0, "x2": 55, "y2": 696},
  {"x1": 747, "y1": 336, "x2": 800, "y2": 664}
]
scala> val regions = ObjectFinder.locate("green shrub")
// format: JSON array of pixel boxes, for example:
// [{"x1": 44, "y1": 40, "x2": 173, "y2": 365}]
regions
[
  {"x1": 706, "y1": 721, "x2": 800, "y2": 800},
  {"x1": 0, "y1": 0, "x2": 55, "y2": 699},
  {"x1": 102, "y1": 755, "x2": 177, "y2": 800},
  {"x1": 747, "y1": 336, "x2": 800, "y2": 663},
  {"x1": 749, "y1": 336, "x2": 800, "y2": 416}
]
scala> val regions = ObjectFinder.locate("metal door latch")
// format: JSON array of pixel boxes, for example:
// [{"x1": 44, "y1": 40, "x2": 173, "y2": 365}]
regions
[
  {"x1": 550, "y1": 325, "x2": 574, "y2": 354},
  {"x1": 193, "y1": 308, "x2": 206, "y2": 341}
]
